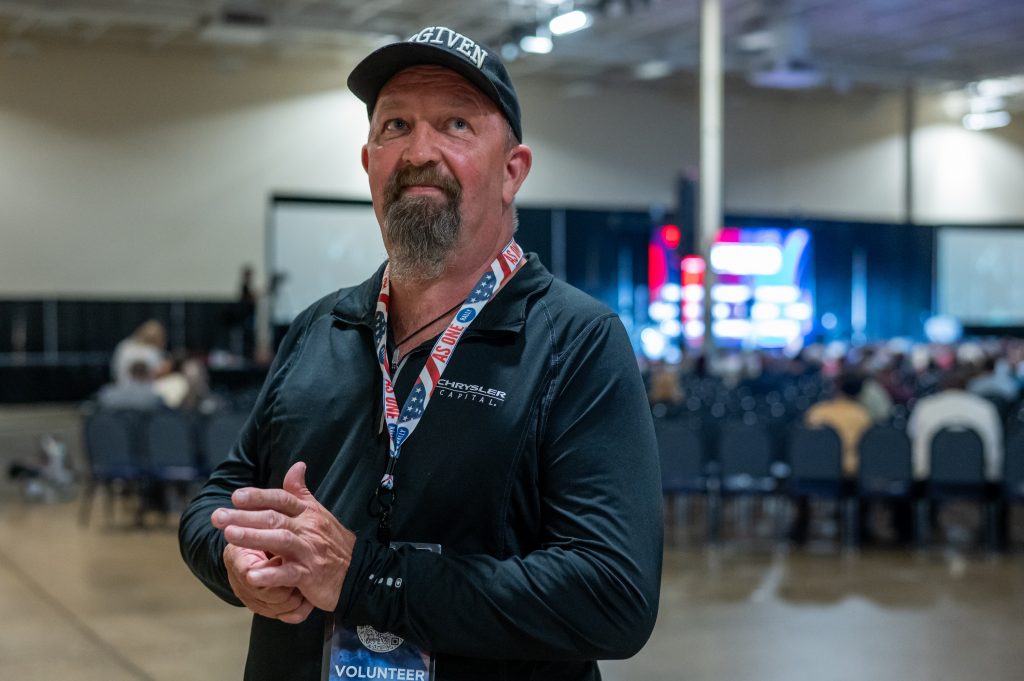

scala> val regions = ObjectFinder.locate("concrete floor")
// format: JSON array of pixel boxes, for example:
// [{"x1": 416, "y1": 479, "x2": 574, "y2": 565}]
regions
[{"x1": 3, "y1": 405, "x2": 1024, "y2": 681}]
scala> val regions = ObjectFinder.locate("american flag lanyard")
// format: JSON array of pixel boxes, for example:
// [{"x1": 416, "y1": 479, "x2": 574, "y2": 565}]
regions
[{"x1": 370, "y1": 238, "x2": 524, "y2": 544}]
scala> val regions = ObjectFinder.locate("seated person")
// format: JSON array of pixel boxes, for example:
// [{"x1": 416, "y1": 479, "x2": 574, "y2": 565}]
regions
[
  {"x1": 789, "y1": 372, "x2": 873, "y2": 544},
  {"x1": 908, "y1": 370, "x2": 1003, "y2": 483},
  {"x1": 805, "y1": 372, "x2": 873, "y2": 477},
  {"x1": 97, "y1": 361, "x2": 163, "y2": 411},
  {"x1": 111, "y1": 320, "x2": 169, "y2": 385},
  {"x1": 154, "y1": 353, "x2": 210, "y2": 410}
]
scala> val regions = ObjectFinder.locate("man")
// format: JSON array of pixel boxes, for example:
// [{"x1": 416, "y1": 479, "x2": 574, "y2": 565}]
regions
[
  {"x1": 793, "y1": 372, "x2": 874, "y2": 544},
  {"x1": 110, "y1": 319, "x2": 168, "y2": 385},
  {"x1": 805, "y1": 372, "x2": 873, "y2": 477},
  {"x1": 180, "y1": 26, "x2": 662, "y2": 681},
  {"x1": 908, "y1": 370, "x2": 1003, "y2": 482},
  {"x1": 97, "y1": 360, "x2": 163, "y2": 411}
]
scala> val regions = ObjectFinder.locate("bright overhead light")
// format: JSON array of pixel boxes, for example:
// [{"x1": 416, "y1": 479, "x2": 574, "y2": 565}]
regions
[
  {"x1": 519, "y1": 34, "x2": 553, "y2": 54},
  {"x1": 962, "y1": 111, "x2": 1011, "y2": 131},
  {"x1": 736, "y1": 29, "x2": 776, "y2": 52},
  {"x1": 974, "y1": 76, "x2": 1024, "y2": 99},
  {"x1": 549, "y1": 10, "x2": 592, "y2": 36},
  {"x1": 969, "y1": 95, "x2": 1004, "y2": 113},
  {"x1": 634, "y1": 60, "x2": 672, "y2": 80}
]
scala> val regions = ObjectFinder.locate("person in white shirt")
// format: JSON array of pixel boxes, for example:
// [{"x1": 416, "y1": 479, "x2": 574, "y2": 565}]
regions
[
  {"x1": 111, "y1": 319, "x2": 169, "y2": 385},
  {"x1": 907, "y1": 371, "x2": 1004, "y2": 481},
  {"x1": 97, "y1": 361, "x2": 163, "y2": 411}
]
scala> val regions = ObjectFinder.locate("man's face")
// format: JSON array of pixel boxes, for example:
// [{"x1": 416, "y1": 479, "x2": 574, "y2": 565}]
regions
[{"x1": 362, "y1": 65, "x2": 518, "y2": 282}]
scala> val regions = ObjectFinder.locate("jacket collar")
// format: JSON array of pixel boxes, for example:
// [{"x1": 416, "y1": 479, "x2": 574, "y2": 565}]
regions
[{"x1": 331, "y1": 253, "x2": 553, "y2": 334}]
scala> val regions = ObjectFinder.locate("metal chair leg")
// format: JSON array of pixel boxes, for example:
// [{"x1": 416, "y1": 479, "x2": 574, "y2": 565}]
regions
[
  {"x1": 844, "y1": 497, "x2": 859, "y2": 549},
  {"x1": 915, "y1": 499, "x2": 929, "y2": 549}
]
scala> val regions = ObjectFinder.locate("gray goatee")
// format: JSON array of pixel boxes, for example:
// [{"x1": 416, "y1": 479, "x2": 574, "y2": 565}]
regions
[{"x1": 382, "y1": 164, "x2": 462, "y2": 282}]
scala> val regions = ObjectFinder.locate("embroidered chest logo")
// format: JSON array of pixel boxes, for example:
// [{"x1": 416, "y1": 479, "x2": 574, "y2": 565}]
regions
[{"x1": 436, "y1": 378, "x2": 507, "y2": 407}]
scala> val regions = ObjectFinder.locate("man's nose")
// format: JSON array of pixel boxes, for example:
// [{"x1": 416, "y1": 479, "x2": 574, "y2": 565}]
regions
[{"x1": 401, "y1": 125, "x2": 442, "y2": 166}]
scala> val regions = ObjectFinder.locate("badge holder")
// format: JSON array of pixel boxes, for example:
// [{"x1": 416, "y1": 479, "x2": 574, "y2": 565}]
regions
[{"x1": 322, "y1": 543, "x2": 440, "y2": 681}]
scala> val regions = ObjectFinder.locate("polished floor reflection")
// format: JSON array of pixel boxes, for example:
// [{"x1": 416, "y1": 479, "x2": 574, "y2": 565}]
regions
[{"x1": 2, "y1": 406, "x2": 1023, "y2": 680}]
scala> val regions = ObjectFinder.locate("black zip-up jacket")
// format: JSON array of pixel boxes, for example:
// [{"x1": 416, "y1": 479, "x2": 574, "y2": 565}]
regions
[{"x1": 179, "y1": 255, "x2": 663, "y2": 681}]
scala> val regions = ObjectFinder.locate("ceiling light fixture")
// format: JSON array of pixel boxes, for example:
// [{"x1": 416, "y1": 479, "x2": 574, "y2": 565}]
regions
[
  {"x1": 962, "y1": 111, "x2": 1011, "y2": 131},
  {"x1": 961, "y1": 80, "x2": 1013, "y2": 131},
  {"x1": 520, "y1": 34, "x2": 553, "y2": 54},
  {"x1": 549, "y1": 10, "x2": 592, "y2": 36},
  {"x1": 975, "y1": 76, "x2": 1024, "y2": 99},
  {"x1": 634, "y1": 59, "x2": 672, "y2": 80}
]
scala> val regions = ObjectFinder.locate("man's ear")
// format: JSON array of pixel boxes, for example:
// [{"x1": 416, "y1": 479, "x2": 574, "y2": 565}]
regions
[
  {"x1": 503, "y1": 144, "x2": 532, "y2": 205},
  {"x1": 361, "y1": 145, "x2": 370, "y2": 174}
]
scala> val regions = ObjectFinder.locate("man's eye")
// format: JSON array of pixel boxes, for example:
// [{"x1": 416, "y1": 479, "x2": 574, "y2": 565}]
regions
[
  {"x1": 450, "y1": 118, "x2": 468, "y2": 131},
  {"x1": 384, "y1": 119, "x2": 408, "y2": 132}
]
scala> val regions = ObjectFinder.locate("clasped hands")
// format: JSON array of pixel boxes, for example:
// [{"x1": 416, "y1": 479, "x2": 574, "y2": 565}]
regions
[{"x1": 211, "y1": 461, "x2": 356, "y2": 624}]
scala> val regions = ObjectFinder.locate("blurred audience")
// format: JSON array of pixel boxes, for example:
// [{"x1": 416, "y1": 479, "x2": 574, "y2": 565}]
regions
[
  {"x1": 153, "y1": 352, "x2": 210, "y2": 410},
  {"x1": 97, "y1": 361, "x2": 163, "y2": 411},
  {"x1": 111, "y1": 319, "x2": 169, "y2": 385},
  {"x1": 968, "y1": 356, "x2": 1019, "y2": 404},
  {"x1": 903, "y1": 370, "x2": 1003, "y2": 481},
  {"x1": 804, "y1": 372, "x2": 873, "y2": 477},
  {"x1": 648, "y1": 364, "x2": 684, "y2": 417}
]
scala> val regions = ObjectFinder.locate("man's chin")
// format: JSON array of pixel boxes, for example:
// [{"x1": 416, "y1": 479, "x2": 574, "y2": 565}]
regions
[{"x1": 387, "y1": 255, "x2": 450, "y2": 284}]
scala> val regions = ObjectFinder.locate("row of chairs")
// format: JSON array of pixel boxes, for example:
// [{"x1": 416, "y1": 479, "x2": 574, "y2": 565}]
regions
[
  {"x1": 656, "y1": 419, "x2": 1024, "y2": 549},
  {"x1": 80, "y1": 408, "x2": 247, "y2": 526}
]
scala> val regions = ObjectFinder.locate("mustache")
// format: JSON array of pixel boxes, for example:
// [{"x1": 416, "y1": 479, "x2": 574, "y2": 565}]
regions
[{"x1": 383, "y1": 164, "x2": 462, "y2": 207}]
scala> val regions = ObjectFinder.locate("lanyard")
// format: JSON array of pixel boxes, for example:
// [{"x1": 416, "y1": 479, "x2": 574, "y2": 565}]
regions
[{"x1": 370, "y1": 239, "x2": 524, "y2": 543}]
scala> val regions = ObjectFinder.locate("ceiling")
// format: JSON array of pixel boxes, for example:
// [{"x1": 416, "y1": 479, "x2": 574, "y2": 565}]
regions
[{"x1": 1, "y1": 0, "x2": 1023, "y2": 94}]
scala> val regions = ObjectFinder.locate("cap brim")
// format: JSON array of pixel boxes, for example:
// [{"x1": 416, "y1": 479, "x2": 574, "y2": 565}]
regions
[{"x1": 347, "y1": 42, "x2": 504, "y2": 117}]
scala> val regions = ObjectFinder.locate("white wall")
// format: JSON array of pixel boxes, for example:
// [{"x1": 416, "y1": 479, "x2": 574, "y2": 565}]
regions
[
  {"x1": 723, "y1": 88, "x2": 906, "y2": 220},
  {"x1": 913, "y1": 95, "x2": 1024, "y2": 225},
  {"x1": 1, "y1": 42, "x2": 1022, "y2": 297},
  {"x1": 0, "y1": 45, "x2": 370, "y2": 297}
]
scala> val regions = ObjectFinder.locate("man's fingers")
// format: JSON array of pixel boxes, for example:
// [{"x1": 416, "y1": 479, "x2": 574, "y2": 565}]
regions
[
  {"x1": 230, "y1": 487, "x2": 308, "y2": 516},
  {"x1": 278, "y1": 598, "x2": 315, "y2": 625},
  {"x1": 223, "y1": 543, "x2": 267, "y2": 569},
  {"x1": 259, "y1": 586, "x2": 306, "y2": 611},
  {"x1": 224, "y1": 526, "x2": 303, "y2": 558},
  {"x1": 250, "y1": 554, "x2": 284, "y2": 570},
  {"x1": 213, "y1": 508, "x2": 292, "y2": 531},
  {"x1": 248, "y1": 561, "x2": 306, "y2": 589},
  {"x1": 282, "y1": 461, "x2": 310, "y2": 499}
]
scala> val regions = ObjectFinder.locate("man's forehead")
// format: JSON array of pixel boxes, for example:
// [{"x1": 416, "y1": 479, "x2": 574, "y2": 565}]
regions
[{"x1": 376, "y1": 65, "x2": 495, "y2": 109}]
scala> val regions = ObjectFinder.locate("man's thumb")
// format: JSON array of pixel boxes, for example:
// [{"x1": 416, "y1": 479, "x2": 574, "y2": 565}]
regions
[{"x1": 283, "y1": 461, "x2": 312, "y2": 499}]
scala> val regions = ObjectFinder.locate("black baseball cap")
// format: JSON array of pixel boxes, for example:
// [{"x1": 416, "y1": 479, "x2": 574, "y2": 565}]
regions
[{"x1": 347, "y1": 26, "x2": 523, "y2": 142}]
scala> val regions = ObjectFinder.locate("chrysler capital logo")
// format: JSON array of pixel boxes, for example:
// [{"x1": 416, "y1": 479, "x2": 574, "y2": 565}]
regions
[{"x1": 436, "y1": 378, "x2": 507, "y2": 407}]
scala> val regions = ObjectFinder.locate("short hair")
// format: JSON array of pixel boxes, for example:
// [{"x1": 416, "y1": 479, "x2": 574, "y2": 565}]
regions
[
  {"x1": 504, "y1": 120, "x2": 519, "y2": 151},
  {"x1": 128, "y1": 361, "x2": 152, "y2": 382},
  {"x1": 836, "y1": 372, "x2": 864, "y2": 398},
  {"x1": 940, "y1": 370, "x2": 969, "y2": 391},
  {"x1": 134, "y1": 320, "x2": 166, "y2": 348}
]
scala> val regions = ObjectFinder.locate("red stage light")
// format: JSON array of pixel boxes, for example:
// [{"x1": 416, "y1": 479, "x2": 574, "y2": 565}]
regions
[{"x1": 660, "y1": 224, "x2": 681, "y2": 249}]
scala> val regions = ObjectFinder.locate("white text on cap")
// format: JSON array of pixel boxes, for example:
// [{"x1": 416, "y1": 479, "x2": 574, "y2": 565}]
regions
[{"x1": 408, "y1": 26, "x2": 489, "y2": 69}]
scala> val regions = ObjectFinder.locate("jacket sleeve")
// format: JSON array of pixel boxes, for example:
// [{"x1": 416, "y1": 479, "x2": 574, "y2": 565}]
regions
[
  {"x1": 338, "y1": 314, "x2": 663, "y2": 660},
  {"x1": 177, "y1": 305, "x2": 315, "y2": 606}
]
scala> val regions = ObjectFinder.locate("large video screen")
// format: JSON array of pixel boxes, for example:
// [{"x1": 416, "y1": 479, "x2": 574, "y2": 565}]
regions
[
  {"x1": 938, "y1": 227, "x2": 1024, "y2": 326},
  {"x1": 269, "y1": 198, "x2": 385, "y2": 325}
]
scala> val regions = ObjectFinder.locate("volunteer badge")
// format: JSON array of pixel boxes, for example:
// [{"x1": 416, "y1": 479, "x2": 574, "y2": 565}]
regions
[{"x1": 323, "y1": 543, "x2": 440, "y2": 681}]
